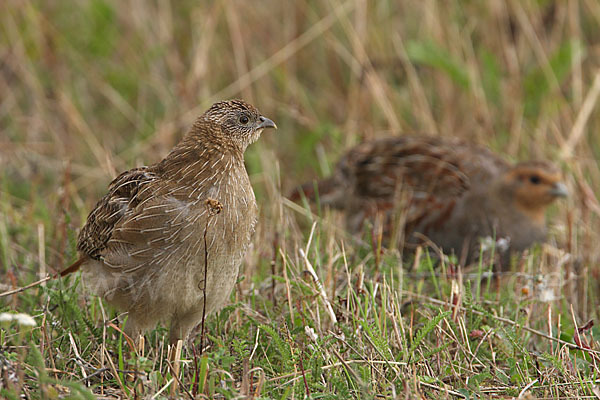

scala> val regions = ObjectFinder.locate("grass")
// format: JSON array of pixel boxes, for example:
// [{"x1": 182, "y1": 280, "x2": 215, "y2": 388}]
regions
[{"x1": 1, "y1": 0, "x2": 600, "y2": 398}]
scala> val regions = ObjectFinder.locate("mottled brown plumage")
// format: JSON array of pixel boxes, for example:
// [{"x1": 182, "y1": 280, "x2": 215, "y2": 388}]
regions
[
  {"x1": 64, "y1": 99, "x2": 276, "y2": 343},
  {"x1": 294, "y1": 136, "x2": 567, "y2": 266}
]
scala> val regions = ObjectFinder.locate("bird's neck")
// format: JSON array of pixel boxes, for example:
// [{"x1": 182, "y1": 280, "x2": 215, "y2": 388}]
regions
[
  {"x1": 512, "y1": 200, "x2": 546, "y2": 226},
  {"x1": 159, "y1": 132, "x2": 245, "y2": 189},
  {"x1": 489, "y1": 181, "x2": 546, "y2": 227}
]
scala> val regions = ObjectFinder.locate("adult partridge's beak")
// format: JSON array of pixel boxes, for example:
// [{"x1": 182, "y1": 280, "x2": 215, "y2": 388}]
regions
[
  {"x1": 258, "y1": 116, "x2": 277, "y2": 130},
  {"x1": 549, "y1": 182, "x2": 568, "y2": 198}
]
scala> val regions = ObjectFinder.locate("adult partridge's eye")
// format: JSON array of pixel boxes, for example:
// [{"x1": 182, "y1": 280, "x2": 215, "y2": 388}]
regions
[
  {"x1": 239, "y1": 115, "x2": 249, "y2": 125},
  {"x1": 529, "y1": 175, "x2": 541, "y2": 184}
]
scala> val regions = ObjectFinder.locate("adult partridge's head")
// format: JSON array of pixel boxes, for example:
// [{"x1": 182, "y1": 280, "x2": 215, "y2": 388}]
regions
[
  {"x1": 497, "y1": 161, "x2": 568, "y2": 224},
  {"x1": 201, "y1": 99, "x2": 277, "y2": 150}
]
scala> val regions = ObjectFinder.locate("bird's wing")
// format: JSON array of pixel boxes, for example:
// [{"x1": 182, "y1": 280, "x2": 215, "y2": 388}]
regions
[
  {"x1": 77, "y1": 166, "x2": 160, "y2": 260},
  {"x1": 100, "y1": 195, "x2": 210, "y2": 274},
  {"x1": 78, "y1": 166, "x2": 213, "y2": 274},
  {"x1": 347, "y1": 137, "x2": 472, "y2": 200},
  {"x1": 341, "y1": 136, "x2": 509, "y2": 230}
]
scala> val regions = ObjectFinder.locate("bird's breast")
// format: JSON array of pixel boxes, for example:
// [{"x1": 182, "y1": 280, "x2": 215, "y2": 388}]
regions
[{"x1": 193, "y1": 173, "x2": 257, "y2": 251}]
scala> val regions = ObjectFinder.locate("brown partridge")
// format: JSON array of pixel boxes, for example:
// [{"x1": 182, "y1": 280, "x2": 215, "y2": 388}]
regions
[
  {"x1": 62, "y1": 99, "x2": 276, "y2": 343},
  {"x1": 293, "y1": 136, "x2": 567, "y2": 266}
]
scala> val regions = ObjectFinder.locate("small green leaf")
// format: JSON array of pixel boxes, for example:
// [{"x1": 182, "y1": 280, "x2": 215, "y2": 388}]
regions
[
  {"x1": 406, "y1": 40, "x2": 470, "y2": 88},
  {"x1": 523, "y1": 40, "x2": 584, "y2": 117}
]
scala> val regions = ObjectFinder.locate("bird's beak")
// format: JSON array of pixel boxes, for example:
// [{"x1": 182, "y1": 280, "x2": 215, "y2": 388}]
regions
[
  {"x1": 258, "y1": 116, "x2": 277, "y2": 130},
  {"x1": 549, "y1": 182, "x2": 568, "y2": 198}
]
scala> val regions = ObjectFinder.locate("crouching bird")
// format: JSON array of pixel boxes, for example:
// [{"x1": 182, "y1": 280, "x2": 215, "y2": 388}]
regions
[
  {"x1": 61, "y1": 100, "x2": 276, "y2": 344},
  {"x1": 292, "y1": 136, "x2": 567, "y2": 267}
]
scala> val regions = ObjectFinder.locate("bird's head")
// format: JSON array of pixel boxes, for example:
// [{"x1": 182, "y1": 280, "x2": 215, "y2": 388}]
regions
[
  {"x1": 201, "y1": 99, "x2": 277, "y2": 151},
  {"x1": 498, "y1": 161, "x2": 568, "y2": 223}
]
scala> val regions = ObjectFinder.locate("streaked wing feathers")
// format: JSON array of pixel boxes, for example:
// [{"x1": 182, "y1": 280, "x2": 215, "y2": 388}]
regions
[
  {"x1": 331, "y1": 136, "x2": 509, "y2": 231},
  {"x1": 76, "y1": 167, "x2": 159, "y2": 260},
  {"x1": 101, "y1": 196, "x2": 206, "y2": 273}
]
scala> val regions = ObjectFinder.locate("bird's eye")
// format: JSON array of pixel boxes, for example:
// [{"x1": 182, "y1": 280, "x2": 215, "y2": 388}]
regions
[
  {"x1": 239, "y1": 115, "x2": 249, "y2": 125},
  {"x1": 529, "y1": 175, "x2": 541, "y2": 184}
]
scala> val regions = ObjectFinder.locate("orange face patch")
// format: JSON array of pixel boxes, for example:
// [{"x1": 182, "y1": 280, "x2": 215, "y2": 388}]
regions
[{"x1": 502, "y1": 162, "x2": 567, "y2": 223}]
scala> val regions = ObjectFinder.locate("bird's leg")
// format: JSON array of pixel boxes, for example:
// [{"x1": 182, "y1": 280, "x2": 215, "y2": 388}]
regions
[{"x1": 168, "y1": 316, "x2": 196, "y2": 346}]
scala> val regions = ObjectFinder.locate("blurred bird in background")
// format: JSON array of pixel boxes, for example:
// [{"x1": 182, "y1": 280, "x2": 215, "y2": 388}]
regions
[{"x1": 292, "y1": 136, "x2": 568, "y2": 267}]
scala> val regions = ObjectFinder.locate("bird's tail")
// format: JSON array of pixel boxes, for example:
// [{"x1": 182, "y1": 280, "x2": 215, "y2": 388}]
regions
[{"x1": 57, "y1": 257, "x2": 86, "y2": 278}]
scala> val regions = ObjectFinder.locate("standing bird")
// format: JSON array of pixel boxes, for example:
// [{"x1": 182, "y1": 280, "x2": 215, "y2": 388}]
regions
[
  {"x1": 293, "y1": 136, "x2": 568, "y2": 266},
  {"x1": 61, "y1": 99, "x2": 276, "y2": 343}
]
